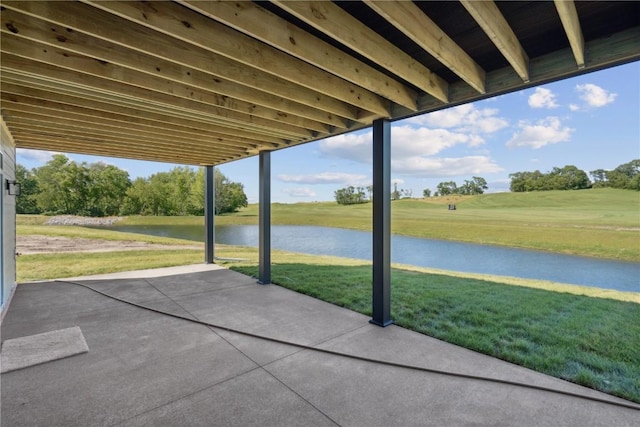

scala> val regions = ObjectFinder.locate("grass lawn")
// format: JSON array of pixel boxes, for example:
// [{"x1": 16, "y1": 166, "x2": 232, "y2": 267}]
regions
[{"x1": 229, "y1": 257, "x2": 640, "y2": 403}]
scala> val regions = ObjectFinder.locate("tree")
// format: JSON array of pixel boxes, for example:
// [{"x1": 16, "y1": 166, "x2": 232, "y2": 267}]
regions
[
  {"x1": 215, "y1": 169, "x2": 248, "y2": 214},
  {"x1": 436, "y1": 181, "x2": 457, "y2": 196},
  {"x1": 391, "y1": 182, "x2": 401, "y2": 201},
  {"x1": 510, "y1": 166, "x2": 591, "y2": 192},
  {"x1": 590, "y1": 169, "x2": 608, "y2": 188},
  {"x1": 548, "y1": 165, "x2": 590, "y2": 190},
  {"x1": 88, "y1": 163, "x2": 131, "y2": 216},
  {"x1": 15, "y1": 164, "x2": 40, "y2": 214},
  {"x1": 459, "y1": 176, "x2": 488, "y2": 195},
  {"x1": 120, "y1": 178, "x2": 153, "y2": 215},
  {"x1": 334, "y1": 185, "x2": 367, "y2": 205},
  {"x1": 423, "y1": 188, "x2": 431, "y2": 198},
  {"x1": 33, "y1": 154, "x2": 75, "y2": 214}
]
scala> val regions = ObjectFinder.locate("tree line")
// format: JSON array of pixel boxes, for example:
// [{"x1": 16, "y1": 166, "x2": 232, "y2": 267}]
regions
[
  {"x1": 15, "y1": 155, "x2": 248, "y2": 216},
  {"x1": 509, "y1": 160, "x2": 639, "y2": 192},
  {"x1": 334, "y1": 176, "x2": 488, "y2": 205}
]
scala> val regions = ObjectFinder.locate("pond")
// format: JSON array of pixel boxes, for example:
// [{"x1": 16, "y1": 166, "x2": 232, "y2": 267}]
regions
[{"x1": 101, "y1": 224, "x2": 639, "y2": 293}]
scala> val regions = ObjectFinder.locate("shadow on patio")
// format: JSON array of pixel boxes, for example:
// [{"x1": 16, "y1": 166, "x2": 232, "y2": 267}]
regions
[{"x1": 1, "y1": 265, "x2": 638, "y2": 426}]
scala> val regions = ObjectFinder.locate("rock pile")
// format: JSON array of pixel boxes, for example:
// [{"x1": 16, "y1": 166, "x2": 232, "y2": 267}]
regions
[{"x1": 45, "y1": 216, "x2": 123, "y2": 226}]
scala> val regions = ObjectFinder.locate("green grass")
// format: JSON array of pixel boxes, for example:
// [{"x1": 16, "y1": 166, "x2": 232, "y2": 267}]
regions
[
  {"x1": 229, "y1": 258, "x2": 640, "y2": 403},
  {"x1": 18, "y1": 250, "x2": 204, "y2": 281},
  {"x1": 221, "y1": 188, "x2": 639, "y2": 261}
]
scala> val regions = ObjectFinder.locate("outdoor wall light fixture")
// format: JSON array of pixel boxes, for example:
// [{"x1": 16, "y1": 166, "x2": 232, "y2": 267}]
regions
[{"x1": 5, "y1": 179, "x2": 21, "y2": 196}]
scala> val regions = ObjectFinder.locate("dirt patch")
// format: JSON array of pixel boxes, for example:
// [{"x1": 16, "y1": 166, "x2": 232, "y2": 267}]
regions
[{"x1": 17, "y1": 235, "x2": 202, "y2": 255}]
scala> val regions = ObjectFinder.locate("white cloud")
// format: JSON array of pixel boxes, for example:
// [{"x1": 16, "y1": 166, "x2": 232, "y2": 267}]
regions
[
  {"x1": 318, "y1": 125, "x2": 487, "y2": 164},
  {"x1": 576, "y1": 83, "x2": 617, "y2": 107},
  {"x1": 317, "y1": 119, "x2": 504, "y2": 179},
  {"x1": 16, "y1": 148, "x2": 60, "y2": 163},
  {"x1": 277, "y1": 171, "x2": 368, "y2": 185},
  {"x1": 569, "y1": 104, "x2": 580, "y2": 111},
  {"x1": 506, "y1": 117, "x2": 573, "y2": 149},
  {"x1": 391, "y1": 125, "x2": 476, "y2": 157},
  {"x1": 282, "y1": 187, "x2": 316, "y2": 198},
  {"x1": 392, "y1": 178, "x2": 405, "y2": 185},
  {"x1": 318, "y1": 132, "x2": 371, "y2": 163},
  {"x1": 528, "y1": 87, "x2": 558, "y2": 109},
  {"x1": 405, "y1": 104, "x2": 508, "y2": 134},
  {"x1": 392, "y1": 156, "x2": 503, "y2": 177}
]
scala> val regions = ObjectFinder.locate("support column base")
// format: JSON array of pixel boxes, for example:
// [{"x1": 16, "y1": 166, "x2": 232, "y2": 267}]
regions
[
  {"x1": 257, "y1": 280, "x2": 271, "y2": 285},
  {"x1": 369, "y1": 319, "x2": 394, "y2": 327}
]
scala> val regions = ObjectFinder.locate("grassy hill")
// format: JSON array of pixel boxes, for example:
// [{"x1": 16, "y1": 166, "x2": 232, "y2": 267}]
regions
[{"x1": 214, "y1": 188, "x2": 639, "y2": 261}]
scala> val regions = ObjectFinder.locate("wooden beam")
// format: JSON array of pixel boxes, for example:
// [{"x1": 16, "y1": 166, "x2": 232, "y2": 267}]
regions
[
  {"x1": 364, "y1": 0, "x2": 486, "y2": 94},
  {"x1": 0, "y1": 6, "x2": 357, "y2": 126},
  {"x1": 179, "y1": 0, "x2": 418, "y2": 111},
  {"x1": 1, "y1": 73, "x2": 297, "y2": 141},
  {"x1": 272, "y1": 0, "x2": 449, "y2": 103},
  {"x1": 408, "y1": 27, "x2": 640, "y2": 119},
  {"x1": 0, "y1": 85, "x2": 287, "y2": 146},
  {"x1": 554, "y1": 0, "x2": 585, "y2": 69},
  {"x1": 0, "y1": 53, "x2": 318, "y2": 140},
  {"x1": 1, "y1": 102, "x2": 263, "y2": 153},
  {"x1": 80, "y1": 0, "x2": 391, "y2": 117},
  {"x1": 3, "y1": 112, "x2": 253, "y2": 152},
  {"x1": 12, "y1": 135, "x2": 233, "y2": 165},
  {"x1": 0, "y1": 34, "x2": 332, "y2": 135},
  {"x1": 460, "y1": 0, "x2": 530, "y2": 82}
]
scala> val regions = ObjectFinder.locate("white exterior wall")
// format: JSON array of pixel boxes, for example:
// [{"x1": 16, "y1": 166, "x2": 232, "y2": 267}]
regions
[{"x1": 1, "y1": 118, "x2": 17, "y2": 321}]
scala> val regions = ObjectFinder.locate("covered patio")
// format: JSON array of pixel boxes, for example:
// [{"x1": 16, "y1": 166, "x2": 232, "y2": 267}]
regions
[
  {"x1": 2, "y1": 265, "x2": 638, "y2": 425},
  {"x1": 1, "y1": 1, "x2": 640, "y2": 424}
]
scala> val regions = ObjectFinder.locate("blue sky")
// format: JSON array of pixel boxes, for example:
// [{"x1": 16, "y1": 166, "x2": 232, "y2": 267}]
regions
[{"x1": 17, "y1": 62, "x2": 639, "y2": 204}]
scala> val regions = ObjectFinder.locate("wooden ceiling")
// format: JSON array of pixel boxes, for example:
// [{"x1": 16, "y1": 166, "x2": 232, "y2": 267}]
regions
[{"x1": 1, "y1": 1, "x2": 638, "y2": 166}]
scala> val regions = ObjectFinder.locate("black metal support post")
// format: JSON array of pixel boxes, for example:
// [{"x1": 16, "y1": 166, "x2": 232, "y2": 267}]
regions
[
  {"x1": 258, "y1": 151, "x2": 271, "y2": 284},
  {"x1": 204, "y1": 165, "x2": 215, "y2": 264},
  {"x1": 371, "y1": 119, "x2": 393, "y2": 327}
]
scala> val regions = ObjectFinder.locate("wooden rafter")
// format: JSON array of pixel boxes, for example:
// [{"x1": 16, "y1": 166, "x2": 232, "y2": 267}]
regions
[
  {"x1": 1, "y1": 4, "x2": 360, "y2": 127},
  {"x1": 0, "y1": 34, "x2": 333, "y2": 135},
  {"x1": 460, "y1": 0, "x2": 530, "y2": 83},
  {"x1": 179, "y1": 0, "x2": 418, "y2": 112},
  {"x1": 554, "y1": 0, "x2": 585, "y2": 69},
  {"x1": 364, "y1": 0, "x2": 486, "y2": 94},
  {"x1": 1, "y1": 82, "x2": 287, "y2": 145},
  {"x1": 1, "y1": 101, "x2": 266, "y2": 153},
  {"x1": 272, "y1": 0, "x2": 449, "y2": 103},
  {"x1": 0, "y1": 53, "x2": 317, "y2": 139},
  {"x1": 80, "y1": 0, "x2": 391, "y2": 118}
]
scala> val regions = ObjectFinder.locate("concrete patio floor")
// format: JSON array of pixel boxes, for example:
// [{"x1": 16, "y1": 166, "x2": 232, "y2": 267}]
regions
[{"x1": 1, "y1": 265, "x2": 638, "y2": 426}]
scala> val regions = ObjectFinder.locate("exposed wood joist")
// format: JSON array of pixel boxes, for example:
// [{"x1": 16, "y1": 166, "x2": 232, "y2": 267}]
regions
[
  {"x1": 12, "y1": 135, "x2": 230, "y2": 165},
  {"x1": 179, "y1": 0, "x2": 418, "y2": 112},
  {"x1": 554, "y1": 0, "x2": 585, "y2": 69},
  {"x1": 0, "y1": 35, "x2": 331, "y2": 136},
  {"x1": 1, "y1": 73, "x2": 296, "y2": 142},
  {"x1": 272, "y1": 0, "x2": 449, "y2": 103},
  {"x1": 460, "y1": 0, "x2": 530, "y2": 82},
  {"x1": 81, "y1": 0, "x2": 392, "y2": 118},
  {"x1": 409, "y1": 27, "x2": 640, "y2": 117},
  {"x1": 0, "y1": 53, "x2": 317, "y2": 140},
  {"x1": 0, "y1": 85, "x2": 286, "y2": 146},
  {"x1": 364, "y1": 0, "x2": 486, "y2": 94},
  {"x1": 0, "y1": 3, "x2": 360, "y2": 127},
  {"x1": 6, "y1": 122, "x2": 247, "y2": 162},
  {"x1": 0, "y1": 101, "x2": 264, "y2": 153}
]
